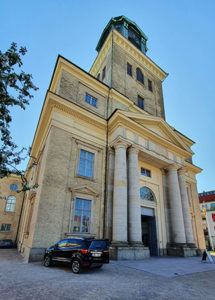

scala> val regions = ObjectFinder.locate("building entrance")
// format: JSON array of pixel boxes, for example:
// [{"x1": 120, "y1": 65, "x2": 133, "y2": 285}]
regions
[{"x1": 141, "y1": 215, "x2": 158, "y2": 256}]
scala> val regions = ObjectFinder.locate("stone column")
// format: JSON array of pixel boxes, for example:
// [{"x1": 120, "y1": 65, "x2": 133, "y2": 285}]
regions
[
  {"x1": 112, "y1": 142, "x2": 128, "y2": 243},
  {"x1": 178, "y1": 168, "x2": 195, "y2": 245},
  {"x1": 128, "y1": 146, "x2": 142, "y2": 243},
  {"x1": 105, "y1": 149, "x2": 115, "y2": 240},
  {"x1": 166, "y1": 165, "x2": 186, "y2": 244}
]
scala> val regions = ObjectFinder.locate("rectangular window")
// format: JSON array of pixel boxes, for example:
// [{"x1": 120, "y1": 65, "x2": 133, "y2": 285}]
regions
[
  {"x1": 148, "y1": 79, "x2": 153, "y2": 92},
  {"x1": 73, "y1": 198, "x2": 91, "y2": 233},
  {"x1": 127, "y1": 63, "x2": 132, "y2": 76},
  {"x1": 85, "y1": 94, "x2": 97, "y2": 107},
  {"x1": 5, "y1": 196, "x2": 16, "y2": 212},
  {"x1": 138, "y1": 95, "x2": 144, "y2": 110},
  {"x1": 141, "y1": 167, "x2": 151, "y2": 177},
  {"x1": 102, "y1": 66, "x2": 106, "y2": 80},
  {"x1": 1, "y1": 224, "x2": 11, "y2": 232},
  {"x1": 78, "y1": 150, "x2": 94, "y2": 178}
]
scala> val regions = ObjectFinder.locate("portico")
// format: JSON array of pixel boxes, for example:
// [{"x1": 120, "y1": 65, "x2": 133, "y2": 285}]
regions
[{"x1": 108, "y1": 110, "x2": 198, "y2": 259}]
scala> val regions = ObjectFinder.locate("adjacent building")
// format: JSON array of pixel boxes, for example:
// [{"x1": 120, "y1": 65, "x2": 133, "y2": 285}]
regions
[
  {"x1": 199, "y1": 190, "x2": 215, "y2": 250},
  {"x1": 0, "y1": 175, "x2": 23, "y2": 243},
  {"x1": 17, "y1": 16, "x2": 205, "y2": 261}
]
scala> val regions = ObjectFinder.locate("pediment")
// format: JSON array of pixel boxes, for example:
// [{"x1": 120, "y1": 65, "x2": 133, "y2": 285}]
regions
[
  {"x1": 69, "y1": 185, "x2": 99, "y2": 197},
  {"x1": 119, "y1": 111, "x2": 193, "y2": 153}
]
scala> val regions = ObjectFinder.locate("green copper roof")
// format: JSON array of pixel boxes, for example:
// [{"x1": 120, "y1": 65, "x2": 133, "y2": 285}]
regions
[{"x1": 96, "y1": 16, "x2": 148, "y2": 52}]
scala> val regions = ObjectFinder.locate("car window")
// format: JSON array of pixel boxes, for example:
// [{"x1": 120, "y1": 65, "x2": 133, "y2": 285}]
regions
[
  {"x1": 89, "y1": 241, "x2": 109, "y2": 250},
  {"x1": 58, "y1": 240, "x2": 68, "y2": 248},
  {"x1": 65, "y1": 239, "x2": 87, "y2": 249}
]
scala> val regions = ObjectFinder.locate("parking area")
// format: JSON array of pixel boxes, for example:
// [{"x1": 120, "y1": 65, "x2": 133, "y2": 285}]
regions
[{"x1": 0, "y1": 249, "x2": 215, "y2": 300}]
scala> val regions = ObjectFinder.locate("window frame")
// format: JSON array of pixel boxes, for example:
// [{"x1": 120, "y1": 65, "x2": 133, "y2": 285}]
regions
[
  {"x1": 85, "y1": 93, "x2": 98, "y2": 107},
  {"x1": 75, "y1": 141, "x2": 99, "y2": 181},
  {"x1": 148, "y1": 79, "x2": 153, "y2": 92},
  {"x1": 72, "y1": 198, "x2": 91, "y2": 234},
  {"x1": 136, "y1": 68, "x2": 144, "y2": 84},
  {"x1": 5, "y1": 195, "x2": 16, "y2": 212},
  {"x1": 102, "y1": 66, "x2": 106, "y2": 80},
  {"x1": 137, "y1": 95, "x2": 144, "y2": 110},
  {"x1": 141, "y1": 167, "x2": 151, "y2": 178},
  {"x1": 78, "y1": 149, "x2": 94, "y2": 179},
  {"x1": 0, "y1": 224, "x2": 11, "y2": 232},
  {"x1": 127, "y1": 63, "x2": 132, "y2": 76}
]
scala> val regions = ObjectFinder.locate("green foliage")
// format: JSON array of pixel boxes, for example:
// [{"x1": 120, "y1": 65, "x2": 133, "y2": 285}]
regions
[{"x1": 0, "y1": 43, "x2": 38, "y2": 178}]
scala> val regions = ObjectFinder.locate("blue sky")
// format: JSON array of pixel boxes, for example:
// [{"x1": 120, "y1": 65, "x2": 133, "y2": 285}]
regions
[{"x1": 1, "y1": 0, "x2": 215, "y2": 192}]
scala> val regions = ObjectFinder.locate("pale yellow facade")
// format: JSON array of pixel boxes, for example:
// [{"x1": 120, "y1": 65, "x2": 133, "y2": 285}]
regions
[
  {"x1": 17, "y1": 17, "x2": 205, "y2": 261},
  {"x1": 0, "y1": 175, "x2": 23, "y2": 242}
]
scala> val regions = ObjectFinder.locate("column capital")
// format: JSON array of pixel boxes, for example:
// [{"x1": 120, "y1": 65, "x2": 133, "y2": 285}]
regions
[
  {"x1": 178, "y1": 167, "x2": 187, "y2": 176},
  {"x1": 113, "y1": 140, "x2": 130, "y2": 150},
  {"x1": 165, "y1": 164, "x2": 179, "y2": 171},
  {"x1": 128, "y1": 145, "x2": 139, "y2": 154}
]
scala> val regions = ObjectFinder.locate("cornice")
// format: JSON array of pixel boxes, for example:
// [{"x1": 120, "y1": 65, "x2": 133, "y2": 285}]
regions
[
  {"x1": 91, "y1": 29, "x2": 167, "y2": 81},
  {"x1": 50, "y1": 56, "x2": 109, "y2": 97},
  {"x1": 29, "y1": 92, "x2": 106, "y2": 162},
  {"x1": 108, "y1": 111, "x2": 193, "y2": 158},
  {"x1": 118, "y1": 111, "x2": 193, "y2": 154},
  {"x1": 90, "y1": 32, "x2": 113, "y2": 76},
  {"x1": 185, "y1": 161, "x2": 202, "y2": 174}
]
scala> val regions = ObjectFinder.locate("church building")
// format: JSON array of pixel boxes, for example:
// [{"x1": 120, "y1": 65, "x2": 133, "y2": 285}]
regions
[{"x1": 17, "y1": 16, "x2": 205, "y2": 261}]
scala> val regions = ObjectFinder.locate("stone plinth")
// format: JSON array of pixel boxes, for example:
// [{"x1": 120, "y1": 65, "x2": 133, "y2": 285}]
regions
[
  {"x1": 110, "y1": 243, "x2": 150, "y2": 260},
  {"x1": 167, "y1": 244, "x2": 197, "y2": 257}
]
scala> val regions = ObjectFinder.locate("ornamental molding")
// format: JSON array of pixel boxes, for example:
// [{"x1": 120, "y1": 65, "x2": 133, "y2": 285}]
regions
[
  {"x1": 69, "y1": 185, "x2": 99, "y2": 197},
  {"x1": 113, "y1": 30, "x2": 167, "y2": 81}
]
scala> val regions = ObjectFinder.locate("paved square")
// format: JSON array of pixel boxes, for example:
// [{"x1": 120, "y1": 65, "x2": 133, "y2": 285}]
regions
[
  {"x1": 1, "y1": 249, "x2": 215, "y2": 300},
  {"x1": 111, "y1": 256, "x2": 215, "y2": 277}
]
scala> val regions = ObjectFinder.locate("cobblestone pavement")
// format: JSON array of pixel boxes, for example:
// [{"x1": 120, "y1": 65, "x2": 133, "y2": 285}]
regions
[{"x1": 0, "y1": 249, "x2": 215, "y2": 300}]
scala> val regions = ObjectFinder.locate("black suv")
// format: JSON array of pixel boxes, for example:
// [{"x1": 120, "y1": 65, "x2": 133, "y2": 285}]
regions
[{"x1": 44, "y1": 237, "x2": 109, "y2": 273}]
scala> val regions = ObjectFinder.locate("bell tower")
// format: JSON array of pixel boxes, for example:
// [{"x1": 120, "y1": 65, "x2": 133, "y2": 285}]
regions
[{"x1": 90, "y1": 16, "x2": 168, "y2": 119}]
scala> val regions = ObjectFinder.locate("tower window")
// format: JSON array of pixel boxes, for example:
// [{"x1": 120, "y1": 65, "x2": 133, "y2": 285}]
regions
[
  {"x1": 97, "y1": 73, "x2": 100, "y2": 80},
  {"x1": 102, "y1": 66, "x2": 106, "y2": 80},
  {"x1": 128, "y1": 28, "x2": 141, "y2": 49},
  {"x1": 137, "y1": 95, "x2": 144, "y2": 110},
  {"x1": 148, "y1": 79, "x2": 153, "y2": 92},
  {"x1": 127, "y1": 63, "x2": 132, "y2": 76},
  {"x1": 136, "y1": 68, "x2": 144, "y2": 84}
]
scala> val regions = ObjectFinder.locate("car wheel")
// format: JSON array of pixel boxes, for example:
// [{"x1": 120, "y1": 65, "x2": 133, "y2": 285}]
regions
[
  {"x1": 44, "y1": 255, "x2": 52, "y2": 267},
  {"x1": 71, "y1": 259, "x2": 81, "y2": 274}
]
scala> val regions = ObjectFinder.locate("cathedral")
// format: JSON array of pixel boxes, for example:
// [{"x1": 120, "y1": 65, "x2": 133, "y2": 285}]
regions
[{"x1": 17, "y1": 16, "x2": 205, "y2": 261}]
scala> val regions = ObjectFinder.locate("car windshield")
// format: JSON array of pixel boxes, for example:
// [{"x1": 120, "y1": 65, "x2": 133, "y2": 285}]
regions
[{"x1": 88, "y1": 240, "x2": 109, "y2": 250}]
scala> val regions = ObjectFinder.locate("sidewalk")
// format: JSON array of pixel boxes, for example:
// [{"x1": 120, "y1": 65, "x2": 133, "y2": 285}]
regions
[{"x1": 111, "y1": 256, "x2": 215, "y2": 277}]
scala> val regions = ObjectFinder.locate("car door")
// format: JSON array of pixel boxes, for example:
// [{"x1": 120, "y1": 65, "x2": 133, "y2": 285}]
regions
[{"x1": 51, "y1": 239, "x2": 68, "y2": 262}]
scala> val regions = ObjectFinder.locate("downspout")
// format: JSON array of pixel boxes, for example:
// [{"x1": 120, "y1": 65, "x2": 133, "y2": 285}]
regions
[{"x1": 103, "y1": 27, "x2": 114, "y2": 238}]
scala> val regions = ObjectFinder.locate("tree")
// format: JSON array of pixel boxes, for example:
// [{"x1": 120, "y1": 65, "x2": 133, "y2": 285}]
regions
[{"x1": 0, "y1": 42, "x2": 38, "y2": 178}]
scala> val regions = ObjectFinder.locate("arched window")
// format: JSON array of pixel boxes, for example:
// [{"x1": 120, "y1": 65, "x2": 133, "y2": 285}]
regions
[
  {"x1": 5, "y1": 195, "x2": 16, "y2": 212},
  {"x1": 136, "y1": 68, "x2": 144, "y2": 84},
  {"x1": 140, "y1": 187, "x2": 155, "y2": 202}
]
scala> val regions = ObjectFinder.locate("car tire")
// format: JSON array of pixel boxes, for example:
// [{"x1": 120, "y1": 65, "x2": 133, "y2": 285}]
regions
[
  {"x1": 71, "y1": 259, "x2": 81, "y2": 274},
  {"x1": 44, "y1": 255, "x2": 52, "y2": 267}
]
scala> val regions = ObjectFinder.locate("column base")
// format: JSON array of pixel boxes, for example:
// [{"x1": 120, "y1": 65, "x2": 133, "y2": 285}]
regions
[
  {"x1": 110, "y1": 242, "x2": 150, "y2": 260},
  {"x1": 167, "y1": 243, "x2": 197, "y2": 257}
]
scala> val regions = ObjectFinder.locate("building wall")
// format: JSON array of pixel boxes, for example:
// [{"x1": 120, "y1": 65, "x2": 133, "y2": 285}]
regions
[
  {"x1": 112, "y1": 43, "x2": 165, "y2": 118},
  {"x1": 0, "y1": 175, "x2": 23, "y2": 242},
  {"x1": 19, "y1": 107, "x2": 107, "y2": 261}
]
